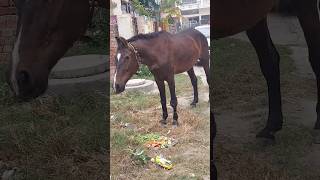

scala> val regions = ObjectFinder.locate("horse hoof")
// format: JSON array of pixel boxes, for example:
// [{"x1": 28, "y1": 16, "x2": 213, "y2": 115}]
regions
[
  {"x1": 256, "y1": 128, "x2": 275, "y2": 140},
  {"x1": 160, "y1": 119, "x2": 167, "y2": 127},
  {"x1": 172, "y1": 121, "x2": 179, "y2": 127},
  {"x1": 190, "y1": 103, "x2": 196, "y2": 108}
]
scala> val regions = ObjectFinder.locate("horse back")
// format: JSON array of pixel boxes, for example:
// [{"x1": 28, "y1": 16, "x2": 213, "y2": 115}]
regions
[
  {"x1": 213, "y1": 0, "x2": 277, "y2": 38},
  {"x1": 167, "y1": 29, "x2": 208, "y2": 74}
]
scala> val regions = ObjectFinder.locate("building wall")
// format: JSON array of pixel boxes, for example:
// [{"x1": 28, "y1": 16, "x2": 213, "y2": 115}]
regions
[
  {"x1": 0, "y1": 0, "x2": 16, "y2": 64},
  {"x1": 110, "y1": 15, "x2": 118, "y2": 80},
  {"x1": 179, "y1": 0, "x2": 210, "y2": 29},
  {"x1": 117, "y1": 14, "x2": 135, "y2": 39}
]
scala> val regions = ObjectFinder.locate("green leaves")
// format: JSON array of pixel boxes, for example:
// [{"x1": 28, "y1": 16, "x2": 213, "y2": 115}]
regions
[
  {"x1": 132, "y1": 0, "x2": 153, "y2": 17},
  {"x1": 130, "y1": 148, "x2": 151, "y2": 165}
]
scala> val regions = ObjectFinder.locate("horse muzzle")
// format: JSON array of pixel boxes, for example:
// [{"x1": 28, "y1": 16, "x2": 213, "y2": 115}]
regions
[{"x1": 114, "y1": 84, "x2": 125, "y2": 94}]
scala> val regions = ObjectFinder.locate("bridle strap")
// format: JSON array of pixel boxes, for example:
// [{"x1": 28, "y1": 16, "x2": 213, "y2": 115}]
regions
[{"x1": 128, "y1": 42, "x2": 142, "y2": 65}]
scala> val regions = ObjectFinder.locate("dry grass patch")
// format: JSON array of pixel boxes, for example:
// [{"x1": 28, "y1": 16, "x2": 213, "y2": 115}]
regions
[{"x1": 111, "y1": 74, "x2": 210, "y2": 180}]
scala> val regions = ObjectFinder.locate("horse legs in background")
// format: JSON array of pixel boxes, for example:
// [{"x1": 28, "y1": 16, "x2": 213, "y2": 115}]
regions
[
  {"x1": 155, "y1": 79, "x2": 168, "y2": 126},
  {"x1": 246, "y1": 18, "x2": 283, "y2": 140},
  {"x1": 187, "y1": 68, "x2": 199, "y2": 107},
  {"x1": 211, "y1": 110, "x2": 217, "y2": 180},
  {"x1": 291, "y1": 0, "x2": 320, "y2": 130},
  {"x1": 167, "y1": 76, "x2": 179, "y2": 126}
]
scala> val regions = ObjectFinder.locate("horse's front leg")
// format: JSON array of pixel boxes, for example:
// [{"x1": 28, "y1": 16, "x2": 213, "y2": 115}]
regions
[
  {"x1": 155, "y1": 79, "x2": 168, "y2": 126},
  {"x1": 246, "y1": 18, "x2": 283, "y2": 140},
  {"x1": 167, "y1": 76, "x2": 178, "y2": 126}
]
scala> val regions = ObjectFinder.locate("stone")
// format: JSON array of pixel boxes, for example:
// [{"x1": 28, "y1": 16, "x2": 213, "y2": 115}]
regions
[{"x1": 50, "y1": 55, "x2": 108, "y2": 79}]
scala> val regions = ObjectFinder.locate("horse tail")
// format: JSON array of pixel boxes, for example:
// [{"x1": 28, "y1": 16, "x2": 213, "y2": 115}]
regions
[
  {"x1": 197, "y1": 31, "x2": 210, "y2": 85},
  {"x1": 196, "y1": 31, "x2": 209, "y2": 63}
]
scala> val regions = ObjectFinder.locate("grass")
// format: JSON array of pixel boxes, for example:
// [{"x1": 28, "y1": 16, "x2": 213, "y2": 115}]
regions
[
  {"x1": 110, "y1": 73, "x2": 210, "y2": 179},
  {"x1": 0, "y1": 65, "x2": 108, "y2": 179},
  {"x1": 0, "y1": 8, "x2": 108, "y2": 178},
  {"x1": 212, "y1": 38, "x2": 319, "y2": 179}
]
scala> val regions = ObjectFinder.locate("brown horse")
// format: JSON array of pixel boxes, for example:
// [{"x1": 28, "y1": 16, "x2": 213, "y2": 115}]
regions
[
  {"x1": 113, "y1": 29, "x2": 210, "y2": 126},
  {"x1": 212, "y1": 0, "x2": 320, "y2": 140},
  {"x1": 6, "y1": 0, "x2": 106, "y2": 100}
]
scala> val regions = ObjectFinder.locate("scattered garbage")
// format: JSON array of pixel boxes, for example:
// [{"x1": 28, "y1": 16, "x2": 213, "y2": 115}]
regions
[
  {"x1": 144, "y1": 136, "x2": 177, "y2": 149},
  {"x1": 129, "y1": 134, "x2": 177, "y2": 169},
  {"x1": 135, "y1": 133, "x2": 178, "y2": 149},
  {"x1": 151, "y1": 155, "x2": 173, "y2": 170},
  {"x1": 120, "y1": 122, "x2": 136, "y2": 129},
  {"x1": 120, "y1": 122, "x2": 128, "y2": 128}
]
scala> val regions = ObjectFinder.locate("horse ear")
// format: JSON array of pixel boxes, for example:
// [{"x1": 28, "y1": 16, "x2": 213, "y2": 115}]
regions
[{"x1": 115, "y1": 36, "x2": 128, "y2": 49}]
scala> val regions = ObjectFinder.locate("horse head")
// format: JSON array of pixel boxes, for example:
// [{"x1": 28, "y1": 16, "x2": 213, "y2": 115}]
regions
[
  {"x1": 113, "y1": 36, "x2": 140, "y2": 94},
  {"x1": 7, "y1": 0, "x2": 90, "y2": 100}
]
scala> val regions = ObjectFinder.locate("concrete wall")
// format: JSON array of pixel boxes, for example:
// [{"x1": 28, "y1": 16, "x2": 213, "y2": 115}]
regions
[
  {"x1": 117, "y1": 14, "x2": 135, "y2": 39},
  {"x1": 0, "y1": 0, "x2": 16, "y2": 64},
  {"x1": 110, "y1": 15, "x2": 118, "y2": 80}
]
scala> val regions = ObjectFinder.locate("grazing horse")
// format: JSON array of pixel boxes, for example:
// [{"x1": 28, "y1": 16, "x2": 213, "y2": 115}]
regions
[
  {"x1": 113, "y1": 29, "x2": 210, "y2": 126},
  {"x1": 6, "y1": 0, "x2": 106, "y2": 100},
  {"x1": 212, "y1": 0, "x2": 320, "y2": 140}
]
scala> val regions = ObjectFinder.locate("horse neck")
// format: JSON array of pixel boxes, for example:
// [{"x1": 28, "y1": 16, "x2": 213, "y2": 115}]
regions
[{"x1": 131, "y1": 40, "x2": 156, "y2": 67}]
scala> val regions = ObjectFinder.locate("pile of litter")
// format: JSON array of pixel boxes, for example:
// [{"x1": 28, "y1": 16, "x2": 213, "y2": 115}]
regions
[
  {"x1": 151, "y1": 155, "x2": 173, "y2": 170},
  {"x1": 144, "y1": 136, "x2": 177, "y2": 149},
  {"x1": 130, "y1": 133, "x2": 178, "y2": 170}
]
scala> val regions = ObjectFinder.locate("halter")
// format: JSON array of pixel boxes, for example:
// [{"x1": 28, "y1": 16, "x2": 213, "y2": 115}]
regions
[{"x1": 128, "y1": 42, "x2": 142, "y2": 65}]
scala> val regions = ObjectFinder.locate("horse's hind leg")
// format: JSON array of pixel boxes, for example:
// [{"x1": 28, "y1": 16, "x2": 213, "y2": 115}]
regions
[
  {"x1": 155, "y1": 79, "x2": 168, "y2": 126},
  {"x1": 187, "y1": 68, "x2": 198, "y2": 107},
  {"x1": 291, "y1": 0, "x2": 320, "y2": 130},
  {"x1": 246, "y1": 18, "x2": 283, "y2": 140}
]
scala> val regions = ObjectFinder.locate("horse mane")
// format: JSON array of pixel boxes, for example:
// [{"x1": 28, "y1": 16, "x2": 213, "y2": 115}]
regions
[{"x1": 127, "y1": 31, "x2": 167, "y2": 42}]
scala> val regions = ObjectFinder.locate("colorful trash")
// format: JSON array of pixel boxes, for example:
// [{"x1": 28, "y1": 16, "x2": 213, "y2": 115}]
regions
[
  {"x1": 151, "y1": 155, "x2": 173, "y2": 170},
  {"x1": 144, "y1": 135, "x2": 177, "y2": 149}
]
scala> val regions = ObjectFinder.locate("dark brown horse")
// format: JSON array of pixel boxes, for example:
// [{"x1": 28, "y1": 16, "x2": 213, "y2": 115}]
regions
[
  {"x1": 212, "y1": 0, "x2": 320, "y2": 140},
  {"x1": 113, "y1": 29, "x2": 210, "y2": 126},
  {"x1": 6, "y1": 0, "x2": 106, "y2": 100}
]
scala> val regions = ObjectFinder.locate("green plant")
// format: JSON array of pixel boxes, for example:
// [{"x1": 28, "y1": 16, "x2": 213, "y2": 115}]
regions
[
  {"x1": 136, "y1": 65, "x2": 152, "y2": 78},
  {"x1": 132, "y1": 0, "x2": 153, "y2": 17},
  {"x1": 130, "y1": 148, "x2": 150, "y2": 165},
  {"x1": 87, "y1": 8, "x2": 108, "y2": 47},
  {"x1": 135, "y1": 133, "x2": 161, "y2": 144}
]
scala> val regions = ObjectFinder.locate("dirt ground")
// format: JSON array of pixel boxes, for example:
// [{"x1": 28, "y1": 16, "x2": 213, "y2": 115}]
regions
[
  {"x1": 110, "y1": 74, "x2": 210, "y2": 180},
  {"x1": 213, "y1": 27, "x2": 320, "y2": 179}
]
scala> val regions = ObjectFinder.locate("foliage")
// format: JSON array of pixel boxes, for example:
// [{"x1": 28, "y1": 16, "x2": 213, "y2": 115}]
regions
[
  {"x1": 132, "y1": 0, "x2": 153, "y2": 17},
  {"x1": 130, "y1": 148, "x2": 150, "y2": 165},
  {"x1": 160, "y1": 0, "x2": 182, "y2": 29},
  {"x1": 135, "y1": 133, "x2": 161, "y2": 144},
  {"x1": 136, "y1": 65, "x2": 152, "y2": 78}
]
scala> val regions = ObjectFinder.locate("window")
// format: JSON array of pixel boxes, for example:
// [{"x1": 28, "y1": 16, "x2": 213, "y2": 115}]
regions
[{"x1": 182, "y1": 0, "x2": 197, "y2": 4}]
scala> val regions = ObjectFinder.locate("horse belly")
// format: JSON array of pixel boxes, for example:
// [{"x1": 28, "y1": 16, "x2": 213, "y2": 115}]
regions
[
  {"x1": 170, "y1": 34, "x2": 202, "y2": 74},
  {"x1": 172, "y1": 50, "x2": 198, "y2": 74},
  {"x1": 213, "y1": 0, "x2": 276, "y2": 38},
  {"x1": 173, "y1": 59, "x2": 197, "y2": 74}
]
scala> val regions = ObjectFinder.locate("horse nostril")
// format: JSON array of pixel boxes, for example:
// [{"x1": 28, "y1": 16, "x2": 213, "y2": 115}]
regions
[
  {"x1": 17, "y1": 70, "x2": 30, "y2": 86},
  {"x1": 115, "y1": 84, "x2": 120, "y2": 91}
]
